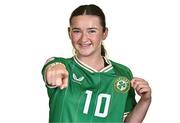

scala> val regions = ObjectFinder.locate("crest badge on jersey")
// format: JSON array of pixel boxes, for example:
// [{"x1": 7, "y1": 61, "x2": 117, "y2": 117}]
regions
[{"x1": 114, "y1": 76, "x2": 130, "y2": 93}]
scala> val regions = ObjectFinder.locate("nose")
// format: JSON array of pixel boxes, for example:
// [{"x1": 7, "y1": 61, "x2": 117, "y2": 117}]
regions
[{"x1": 81, "y1": 32, "x2": 88, "y2": 42}]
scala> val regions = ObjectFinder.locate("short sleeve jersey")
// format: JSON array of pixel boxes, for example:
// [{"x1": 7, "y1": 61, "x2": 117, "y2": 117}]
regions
[{"x1": 42, "y1": 56, "x2": 136, "y2": 123}]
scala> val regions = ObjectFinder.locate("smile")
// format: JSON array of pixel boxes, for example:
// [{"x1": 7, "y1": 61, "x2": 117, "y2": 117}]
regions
[{"x1": 79, "y1": 42, "x2": 92, "y2": 48}]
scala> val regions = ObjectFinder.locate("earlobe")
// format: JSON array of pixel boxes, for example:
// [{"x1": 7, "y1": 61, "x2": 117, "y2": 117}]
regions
[
  {"x1": 68, "y1": 27, "x2": 71, "y2": 39},
  {"x1": 103, "y1": 28, "x2": 108, "y2": 40}
]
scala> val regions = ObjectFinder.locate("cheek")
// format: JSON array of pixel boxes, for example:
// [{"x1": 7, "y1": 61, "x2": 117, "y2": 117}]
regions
[
  {"x1": 71, "y1": 34, "x2": 80, "y2": 43},
  {"x1": 91, "y1": 35, "x2": 102, "y2": 44}
]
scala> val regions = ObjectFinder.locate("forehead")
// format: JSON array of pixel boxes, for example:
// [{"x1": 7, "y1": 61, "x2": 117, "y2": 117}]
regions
[{"x1": 70, "y1": 15, "x2": 102, "y2": 28}]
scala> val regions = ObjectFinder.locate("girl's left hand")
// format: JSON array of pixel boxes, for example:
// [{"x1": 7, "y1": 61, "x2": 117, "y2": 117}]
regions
[{"x1": 131, "y1": 77, "x2": 151, "y2": 102}]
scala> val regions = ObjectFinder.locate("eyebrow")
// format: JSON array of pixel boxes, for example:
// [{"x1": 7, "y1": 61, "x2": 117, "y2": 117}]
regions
[
  {"x1": 71, "y1": 27, "x2": 98, "y2": 30},
  {"x1": 71, "y1": 28, "x2": 80, "y2": 30},
  {"x1": 88, "y1": 27, "x2": 98, "y2": 30}
]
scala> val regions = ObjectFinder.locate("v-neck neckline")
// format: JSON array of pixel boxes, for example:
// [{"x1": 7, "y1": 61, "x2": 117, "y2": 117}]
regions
[{"x1": 73, "y1": 56, "x2": 113, "y2": 73}]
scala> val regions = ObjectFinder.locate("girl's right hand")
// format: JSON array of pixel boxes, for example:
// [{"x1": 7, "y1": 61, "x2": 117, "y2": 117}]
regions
[{"x1": 46, "y1": 63, "x2": 69, "y2": 89}]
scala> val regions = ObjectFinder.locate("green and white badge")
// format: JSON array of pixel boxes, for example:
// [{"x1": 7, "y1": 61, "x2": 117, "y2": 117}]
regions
[{"x1": 114, "y1": 76, "x2": 130, "y2": 93}]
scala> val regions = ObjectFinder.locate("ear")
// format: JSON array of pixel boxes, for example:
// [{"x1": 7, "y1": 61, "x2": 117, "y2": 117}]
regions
[
  {"x1": 68, "y1": 27, "x2": 71, "y2": 39},
  {"x1": 102, "y1": 27, "x2": 108, "y2": 40}
]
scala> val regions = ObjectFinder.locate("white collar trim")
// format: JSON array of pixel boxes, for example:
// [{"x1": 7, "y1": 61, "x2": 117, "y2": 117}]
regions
[{"x1": 73, "y1": 56, "x2": 113, "y2": 73}]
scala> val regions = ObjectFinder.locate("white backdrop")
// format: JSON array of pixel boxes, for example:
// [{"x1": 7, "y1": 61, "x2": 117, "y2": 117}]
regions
[{"x1": 0, "y1": 0, "x2": 180, "y2": 122}]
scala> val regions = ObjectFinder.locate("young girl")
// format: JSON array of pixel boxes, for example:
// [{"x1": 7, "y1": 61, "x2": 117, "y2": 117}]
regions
[{"x1": 42, "y1": 4, "x2": 151, "y2": 123}]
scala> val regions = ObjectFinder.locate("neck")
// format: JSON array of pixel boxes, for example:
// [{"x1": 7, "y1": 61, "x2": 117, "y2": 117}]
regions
[{"x1": 76, "y1": 54, "x2": 105, "y2": 71}]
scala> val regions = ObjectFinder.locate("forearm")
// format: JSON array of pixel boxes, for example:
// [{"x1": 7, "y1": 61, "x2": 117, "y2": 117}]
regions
[{"x1": 124, "y1": 99, "x2": 151, "y2": 123}]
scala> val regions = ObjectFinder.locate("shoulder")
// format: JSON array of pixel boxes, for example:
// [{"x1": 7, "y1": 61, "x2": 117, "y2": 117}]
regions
[
  {"x1": 110, "y1": 60, "x2": 133, "y2": 79},
  {"x1": 42, "y1": 57, "x2": 73, "y2": 73},
  {"x1": 111, "y1": 60, "x2": 131, "y2": 72},
  {"x1": 45, "y1": 56, "x2": 73, "y2": 65}
]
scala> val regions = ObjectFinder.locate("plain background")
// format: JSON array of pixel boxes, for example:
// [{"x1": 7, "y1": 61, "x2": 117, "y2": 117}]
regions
[{"x1": 0, "y1": 0, "x2": 180, "y2": 122}]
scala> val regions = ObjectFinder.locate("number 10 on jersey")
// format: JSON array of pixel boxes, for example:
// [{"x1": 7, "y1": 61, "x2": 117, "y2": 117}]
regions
[{"x1": 83, "y1": 90, "x2": 111, "y2": 118}]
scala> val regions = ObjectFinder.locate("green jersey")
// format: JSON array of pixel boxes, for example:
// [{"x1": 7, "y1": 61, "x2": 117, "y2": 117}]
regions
[{"x1": 42, "y1": 56, "x2": 136, "y2": 123}]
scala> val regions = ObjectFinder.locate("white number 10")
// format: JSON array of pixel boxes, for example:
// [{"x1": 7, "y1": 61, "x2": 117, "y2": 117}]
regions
[{"x1": 83, "y1": 90, "x2": 111, "y2": 118}]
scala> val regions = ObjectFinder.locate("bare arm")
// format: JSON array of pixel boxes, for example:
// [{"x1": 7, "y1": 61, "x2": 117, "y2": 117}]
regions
[{"x1": 124, "y1": 77, "x2": 152, "y2": 123}]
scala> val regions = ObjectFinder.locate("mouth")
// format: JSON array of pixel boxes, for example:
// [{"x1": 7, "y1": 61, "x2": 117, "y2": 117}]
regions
[{"x1": 79, "y1": 42, "x2": 92, "y2": 48}]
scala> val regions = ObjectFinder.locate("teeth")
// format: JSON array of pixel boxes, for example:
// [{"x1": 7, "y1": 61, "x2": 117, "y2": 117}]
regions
[
  {"x1": 80, "y1": 42, "x2": 91, "y2": 46},
  {"x1": 81, "y1": 44, "x2": 90, "y2": 46}
]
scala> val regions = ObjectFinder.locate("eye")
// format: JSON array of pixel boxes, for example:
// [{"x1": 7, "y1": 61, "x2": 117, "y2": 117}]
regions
[
  {"x1": 72, "y1": 30, "x2": 80, "y2": 33},
  {"x1": 88, "y1": 30, "x2": 96, "y2": 33},
  {"x1": 71, "y1": 28, "x2": 81, "y2": 34}
]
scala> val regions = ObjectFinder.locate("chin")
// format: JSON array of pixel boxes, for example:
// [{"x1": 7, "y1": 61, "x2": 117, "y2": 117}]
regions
[
  {"x1": 77, "y1": 51, "x2": 93, "y2": 57},
  {"x1": 76, "y1": 49, "x2": 93, "y2": 56},
  {"x1": 78, "y1": 53, "x2": 91, "y2": 57}
]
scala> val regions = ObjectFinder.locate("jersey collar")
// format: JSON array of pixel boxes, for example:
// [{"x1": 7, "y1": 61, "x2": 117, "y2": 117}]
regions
[{"x1": 73, "y1": 56, "x2": 113, "y2": 73}]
